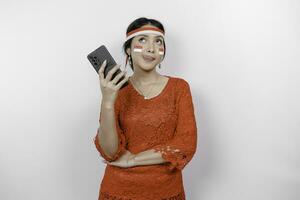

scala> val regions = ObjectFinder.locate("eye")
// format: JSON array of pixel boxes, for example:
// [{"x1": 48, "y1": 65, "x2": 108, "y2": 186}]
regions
[
  {"x1": 156, "y1": 39, "x2": 163, "y2": 45},
  {"x1": 139, "y1": 37, "x2": 146, "y2": 43}
]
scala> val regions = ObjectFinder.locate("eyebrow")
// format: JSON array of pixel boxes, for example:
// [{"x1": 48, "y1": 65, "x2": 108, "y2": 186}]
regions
[{"x1": 138, "y1": 34, "x2": 163, "y2": 39}]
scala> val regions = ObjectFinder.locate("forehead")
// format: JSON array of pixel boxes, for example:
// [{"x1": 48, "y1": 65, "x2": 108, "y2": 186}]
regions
[{"x1": 134, "y1": 34, "x2": 164, "y2": 40}]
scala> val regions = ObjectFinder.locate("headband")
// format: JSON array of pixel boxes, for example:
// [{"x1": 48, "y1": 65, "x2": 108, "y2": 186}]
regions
[{"x1": 125, "y1": 27, "x2": 165, "y2": 42}]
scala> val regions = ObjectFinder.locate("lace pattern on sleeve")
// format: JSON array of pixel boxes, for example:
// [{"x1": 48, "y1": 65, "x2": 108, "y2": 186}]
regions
[
  {"x1": 93, "y1": 127, "x2": 126, "y2": 162},
  {"x1": 153, "y1": 143, "x2": 189, "y2": 171},
  {"x1": 152, "y1": 79, "x2": 197, "y2": 171}
]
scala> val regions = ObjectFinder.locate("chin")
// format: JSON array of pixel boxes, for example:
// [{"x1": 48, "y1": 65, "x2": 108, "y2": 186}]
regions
[
  {"x1": 136, "y1": 60, "x2": 158, "y2": 71},
  {"x1": 141, "y1": 65, "x2": 156, "y2": 72}
]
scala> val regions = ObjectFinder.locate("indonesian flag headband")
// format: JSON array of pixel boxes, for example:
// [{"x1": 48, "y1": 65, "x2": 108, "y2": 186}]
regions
[{"x1": 125, "y1": 27, "x2": 165, "y2": 56}]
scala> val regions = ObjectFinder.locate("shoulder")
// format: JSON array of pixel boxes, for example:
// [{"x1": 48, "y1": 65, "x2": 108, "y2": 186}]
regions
[
  {"x1": 115, "y1": 82, "x2": 132, "y2": 106},
  {"x1": 168, "y1": 76, "x2": 191, "y2": 90},
  {"x1": 117, "y1": 81, "x2": 131, "y2": 96},
  {"x1": 166, "y1": 76, "x2": 192, "y2": 101}
]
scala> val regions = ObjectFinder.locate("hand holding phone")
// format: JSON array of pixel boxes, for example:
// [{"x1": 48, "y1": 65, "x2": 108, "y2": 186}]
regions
[
  {"x1": 87, "y1": 45, "x2": 128, "y2": 88},
  {"x1": 97, "y1": 60, "x2": 129, "y2": 104}
]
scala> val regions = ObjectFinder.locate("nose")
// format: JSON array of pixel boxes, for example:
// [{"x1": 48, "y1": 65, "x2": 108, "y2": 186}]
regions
[
  {"x1": 146, "y1": 47, "x2": 154, "y2": 53},
  {"x1": 146, "y1": 41, "x2": 155, "y2": 53}
]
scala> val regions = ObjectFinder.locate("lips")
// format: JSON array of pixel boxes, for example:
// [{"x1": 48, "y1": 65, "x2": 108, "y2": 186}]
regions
[{"x1": 142, "y1": 55, "x2": 155, "y2": 62}]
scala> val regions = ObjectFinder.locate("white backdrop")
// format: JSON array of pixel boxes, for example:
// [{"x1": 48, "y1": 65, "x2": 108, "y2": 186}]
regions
[{"x1": 0, "y1": 0, "x2": 299, "y2": 199}]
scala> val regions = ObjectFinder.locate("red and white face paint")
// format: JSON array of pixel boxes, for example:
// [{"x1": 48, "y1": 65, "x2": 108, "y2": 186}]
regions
[
  {"x1": 133, "y1": 45, "x2": 164, "y2": 55},
  {"x1": 158, "y1": 47, "x2": 164, "y2": 55},
  {"x1": 133, "y1": 45, "x2": 143, "y2": 53}
]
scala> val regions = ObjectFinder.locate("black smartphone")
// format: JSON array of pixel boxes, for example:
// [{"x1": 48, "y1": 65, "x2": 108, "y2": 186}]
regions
[{"x1": 87, "y1": 45, "x2": 128, "y2": 88}]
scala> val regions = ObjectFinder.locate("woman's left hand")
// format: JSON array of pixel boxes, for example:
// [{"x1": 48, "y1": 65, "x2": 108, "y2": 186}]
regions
[{"x1": 102, "y1": 150, "x2": 137, "y2": 168}]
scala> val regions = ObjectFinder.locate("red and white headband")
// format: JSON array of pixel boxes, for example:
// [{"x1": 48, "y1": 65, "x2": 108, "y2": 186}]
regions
[{"x1": 125, "y1": 27, "x2": 165, "y2": 42}]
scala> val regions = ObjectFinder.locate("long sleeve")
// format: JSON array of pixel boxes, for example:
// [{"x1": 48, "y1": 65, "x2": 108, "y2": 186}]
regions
[
  {"x1": 93, "y1": 95, "x2": 127, "y2": 162},
  {"x1": 152, "y1": 79, "x2": 197, "y2": 171}
]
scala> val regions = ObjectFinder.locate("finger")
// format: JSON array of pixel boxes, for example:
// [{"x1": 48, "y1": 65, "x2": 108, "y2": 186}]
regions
[
  {"x1": 116, "y1": 74, "x2": 130, "y2": 89},
  {"x1": 105, "y1": 64, "x2": 120, "y2": 81},
  {"x1": 110, "y1": 160, "x2": 126, "y2": 168},
  {"x1": 108, "y1": 162, "x2": 118, "y2": 166},
  {"x1": 111, "y1": 70, "x2": 127, "y2": 85},
  {"x1": 98, "y1": 60, "x2": 107, "y2": 80},
  {"x1": 99, "y1": 71, "x2": 104, "y2": 80}
]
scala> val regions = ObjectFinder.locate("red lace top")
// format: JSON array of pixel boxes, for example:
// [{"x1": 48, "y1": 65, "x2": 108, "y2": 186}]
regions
[{"x1": 93, "y1": 75, "x2": 197, "y2": 200}]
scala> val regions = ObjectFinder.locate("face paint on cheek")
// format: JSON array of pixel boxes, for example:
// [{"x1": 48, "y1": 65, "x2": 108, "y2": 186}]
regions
[
  {"x1": 158, "y1": 47, "x2": 164, "y2": 55},
  {"x1": 133, "y1": 45, "x2": 143, "y2": 53}
]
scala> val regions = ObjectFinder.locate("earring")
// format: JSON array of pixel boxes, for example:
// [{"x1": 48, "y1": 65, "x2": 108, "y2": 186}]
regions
[
  {"x1": 125, "y1": 56, "x2": 128, "y2": 70},
  {"x1": 129, "y1": 55, "x2": 132, "y2": 65},
  {"x1": 125, "y1": 55, "x2": 131, "y2": 70},
  {"x1": 125, "y1": 55, "x2": 129, "y2": 70},
  {"x1": 158, "y1": 63, "x2": 161, "y2": 69}
]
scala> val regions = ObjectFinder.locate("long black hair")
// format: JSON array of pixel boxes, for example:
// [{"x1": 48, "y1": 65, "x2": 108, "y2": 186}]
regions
[{"x1": 123, "y1": 17, "x2": 166, "y2": 71}]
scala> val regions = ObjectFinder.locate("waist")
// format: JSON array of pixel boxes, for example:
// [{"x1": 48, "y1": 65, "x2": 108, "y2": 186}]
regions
[{"x1": 100, "y1": 164, "x2": 184, "y2": 195}]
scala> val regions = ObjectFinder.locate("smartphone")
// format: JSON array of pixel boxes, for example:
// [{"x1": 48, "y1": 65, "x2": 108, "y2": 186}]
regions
[{"x1": 87, "y1": 45, "x2": 128, "y2": 88}]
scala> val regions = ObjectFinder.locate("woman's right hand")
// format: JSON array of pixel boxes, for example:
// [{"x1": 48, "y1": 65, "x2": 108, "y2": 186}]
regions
[
  {"x1": 98, "y1": 60, "x2": 129, "y2": 106},
  {"x1": 103, "y1": 150, "x2": 137, "y2": 168}
]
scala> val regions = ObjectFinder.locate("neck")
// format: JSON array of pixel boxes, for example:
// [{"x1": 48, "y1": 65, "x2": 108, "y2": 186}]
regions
[{"x1": 131, "y1": 68, "x2": 161, "y2": 85}]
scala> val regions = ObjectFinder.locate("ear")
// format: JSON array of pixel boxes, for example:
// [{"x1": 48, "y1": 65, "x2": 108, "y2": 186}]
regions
[{"x1": 126, "y1": 48, "x2": 131, "y2": 56}]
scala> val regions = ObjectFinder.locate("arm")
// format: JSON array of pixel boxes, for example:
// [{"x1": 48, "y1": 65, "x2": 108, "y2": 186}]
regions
[
  {"x1": 128, "y1": 80, "x2": 197, "y2": 170},
  {"x1": 93, "y1": 96, "x2": 127, "y2": 162},
  {"x1": 151, "y1": 79, "x2": 198, "y2": 171},
  {"x1": 107, "y1": 80, "x2": 197, "y2": 170},
  {"x1": 131, "y1": 149, "x2": 168, "y2": 166}
]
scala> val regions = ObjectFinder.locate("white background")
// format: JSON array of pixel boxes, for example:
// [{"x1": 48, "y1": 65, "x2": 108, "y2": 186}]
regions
[{"x1": 0, "y1": 0, "x2": 299, "y2": 199}]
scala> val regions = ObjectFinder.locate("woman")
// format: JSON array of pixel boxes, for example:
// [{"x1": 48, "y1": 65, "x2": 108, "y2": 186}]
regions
[{"x1": 93, "y1": 17, "x2": 197, "y2": 200}]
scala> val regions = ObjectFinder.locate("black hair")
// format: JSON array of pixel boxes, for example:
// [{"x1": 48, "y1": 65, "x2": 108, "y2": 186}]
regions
[{"x1": 122, "y1": 17, "x2": 166, "y2": 71}]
